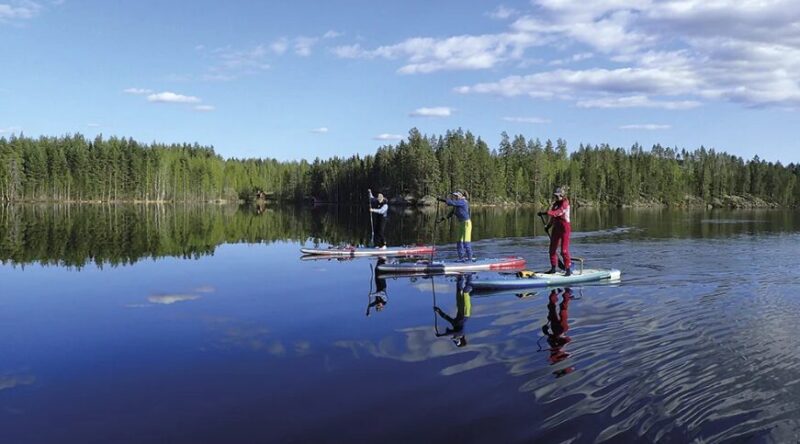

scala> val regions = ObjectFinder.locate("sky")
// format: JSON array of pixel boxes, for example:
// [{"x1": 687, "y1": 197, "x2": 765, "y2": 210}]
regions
[{"x1": 1, "y1": 0, "x2": 799, "y2": 163}]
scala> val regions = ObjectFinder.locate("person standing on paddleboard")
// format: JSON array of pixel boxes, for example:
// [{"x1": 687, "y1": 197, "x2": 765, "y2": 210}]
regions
[
  {"x1": 438, "y1": 190, "x2": 474, "y2": 262},
  {"x1": 540, "y1": 187, "x2": 572, "y2": 276},
  {"x1": 368, "y1": 189, "x2": 388, "y2": 249}
]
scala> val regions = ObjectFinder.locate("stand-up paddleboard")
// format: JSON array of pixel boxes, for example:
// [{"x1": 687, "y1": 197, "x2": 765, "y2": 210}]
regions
[
  {"x1": 376, "y1": 257, "x2": 526, "y2": 274},
  {"x1": 471, "y1": 268, "x2": 621, "y2": 291},
  {"x1": 299, "y1": 254, "x2": 357, "y2": 262},
  {"x1": 300, "y1": 245, "x2": 435, "y2": 257}
]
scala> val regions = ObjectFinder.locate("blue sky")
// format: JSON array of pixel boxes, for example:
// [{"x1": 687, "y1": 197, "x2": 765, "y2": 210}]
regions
[{"x1": 1, "y1": 0, "x2": 799, "y2": 163}]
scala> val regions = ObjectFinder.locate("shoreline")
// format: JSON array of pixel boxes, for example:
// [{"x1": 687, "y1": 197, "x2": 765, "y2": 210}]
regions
[{"x1": 1, "y1": 198, "x2": 792, "y2": 210}]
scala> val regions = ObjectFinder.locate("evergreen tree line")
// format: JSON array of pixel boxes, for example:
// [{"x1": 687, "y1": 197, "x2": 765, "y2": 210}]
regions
[
  {"x1": 2, "y1": 129, "x2": 798, "y2": 206},
  {"x1": 0, "y1": 134, "x2": 307, "y2": 202}
]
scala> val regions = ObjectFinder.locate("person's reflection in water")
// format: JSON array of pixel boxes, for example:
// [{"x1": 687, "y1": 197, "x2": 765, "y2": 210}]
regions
[
  {"x1": 366, "y1": 257, "x2": 388, "y2": 316},
  {"x1": 433, "y1": 274, "x2": 473, "y2": 347},
  {"x1": 542, "y1": 287, "x2": 574, "y2": 377}
]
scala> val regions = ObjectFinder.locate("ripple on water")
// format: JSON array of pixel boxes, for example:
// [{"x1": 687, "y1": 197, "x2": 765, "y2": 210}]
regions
[{"x1": 463, "y1": 234, "x2": 800, "y2": 442}]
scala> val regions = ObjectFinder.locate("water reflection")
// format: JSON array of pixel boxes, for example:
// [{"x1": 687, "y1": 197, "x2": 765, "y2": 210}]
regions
[
  {"x1": 2, "y1": 207, "x2": 800, "y2": 442},
  {"x1": 147, "y1": 294, "x2": 200, "y2": 305},
  {"x1": 434, "y1": 274, "x2": 473, "y2": 347},
  {"x1": 541, "y1": 288, "x2": 574, "y2": 378},
  {"x1": 1, "y1": 203, "x2": 798, "y2": 267},
  {"x1": 0, "y1": 373, "x2": 35, "y2": 392},
  {"x1": 366, "y1": 258, "x2": 389, "y2": 316}
]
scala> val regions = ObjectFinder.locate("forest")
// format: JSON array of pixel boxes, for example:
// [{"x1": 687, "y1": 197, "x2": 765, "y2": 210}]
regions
[{"x1": 1, "y1": 129, "x2": 797, "y2": 206}]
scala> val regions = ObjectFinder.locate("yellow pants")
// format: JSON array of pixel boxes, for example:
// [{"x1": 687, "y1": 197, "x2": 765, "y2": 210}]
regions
[{"x1": 459, "y1": 219, "x2": 472, "y2": 243}]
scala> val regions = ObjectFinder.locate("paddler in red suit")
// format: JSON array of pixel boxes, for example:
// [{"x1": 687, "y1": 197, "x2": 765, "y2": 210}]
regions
[{"x1": 543, "y1": 187, "x2": 572, "y2": 276}]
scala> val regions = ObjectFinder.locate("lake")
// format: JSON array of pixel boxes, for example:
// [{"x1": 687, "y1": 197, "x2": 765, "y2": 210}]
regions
[{"x1": 1, "y1": 203, "x2": 799, "y2": 443}]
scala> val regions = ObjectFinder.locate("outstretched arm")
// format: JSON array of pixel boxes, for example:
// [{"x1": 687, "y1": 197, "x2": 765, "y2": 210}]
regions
[{"x1": 445, "y1": 198, "x2": 466, "y2": 208}]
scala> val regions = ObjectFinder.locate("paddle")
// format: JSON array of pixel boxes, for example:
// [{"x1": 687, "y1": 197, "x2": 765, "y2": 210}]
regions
[
  {"x1": 367, "y1": 189, "x2": 374, "y2": 247},
  {"x1": 538, "y1": 212, "x2": 565, "y2": 270},
  {"x1": 431, "y1": 275, "x2": 441, "y2": 336},
  {"x1": 430, "y1": 199, "x2": 443, "y2": 334},
  {"x1": 365, "y1": 263, "x2": 374, "y2": 316},
  {"x1": 429, "y1": 199, "x2": 440, "y2": 263}
]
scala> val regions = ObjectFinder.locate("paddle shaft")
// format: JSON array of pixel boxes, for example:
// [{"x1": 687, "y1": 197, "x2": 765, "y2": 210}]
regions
[
  {"x1": 430, "y1": 200, "x2": 439, "y2": 262},
  {"x1": 366, "y1": 263, "x2": 374, "y2": 316},
  {"x1": 432, "y1": 276, "x2": 440, "y2": 335},
  {"x1": 368, "y1": 193, "x2": 374, "y2": 246}
]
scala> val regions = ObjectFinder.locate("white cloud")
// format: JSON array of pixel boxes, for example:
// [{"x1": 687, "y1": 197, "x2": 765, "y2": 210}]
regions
[
  {"x1": 86, "y1": 123, "x2": 101, "y2": 128},
  {"x1": 270, "y1": 37, "x2": 288, "y2": 55},
  {"x1": 0, "y1": 126, "x2": 21, "y2": 133},
  {"x1": 123, "y1": 87, "x2": 153, "y2": 95},
  {"x1": 209, "y1": 45, "x2": 271, "y2": 78},
  {"x1": 294, "y1": 36, "x2": 318, "y2": 56},
  {"x1": 0, "y1": 1, "x2": 42, "y2": 22},
  {"x1": 487, "y1": 5, "x2": 518, "y2": 20},
  {"x1": 548, "y1": 52, "x2": 594, "y2": 66},
  {"x1": 311, "y1": 127, "x2": 329, "y2": 133},
  {"x1": 331, "y1": 44, "x2": 364, "y2": 59},
  {"x1": 457, "y1": 68, "x2": 699, "y2": 98},
  {"x1": 128, "y1": 88, "x2": 209, "y2": 110},
  {"x1": 620, "y1": 124, "x2": 672, "y2": 130},
  {"x1": 373, "y1": 133, "x2": 403, "y2": 141},
  {"x1": 147, "y1": 91, "x2": 201, "y2": 104},
  {"x1": 148, "y1": 294, "x2": 200, "y2": 305},
  {"x1": 196, "y1": 33, "x2": 332, "y2": 81},
  {"x1": 340, "y1": 0, "x2": 800, "y2": 109},
  {"x1": 503, "y1": 116, "x2": 550, "y2": 124},
  {"x1": 409, "y1": 106, "x2": 453, "y2": 117},
  {"x1": 577, "y1": 95, "x2": 701, "y2": 109},
  {"x1": 333, "y1": 32, "x2": 544, "y2": 74}
]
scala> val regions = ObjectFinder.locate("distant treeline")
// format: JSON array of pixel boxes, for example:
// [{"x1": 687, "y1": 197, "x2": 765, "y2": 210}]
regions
[
  {"x1": 0, "y1": 134, "x2": 306, "y2": 202},
  {"x1": 1, "y1": 129, "x2": 798, "y2": 206}
]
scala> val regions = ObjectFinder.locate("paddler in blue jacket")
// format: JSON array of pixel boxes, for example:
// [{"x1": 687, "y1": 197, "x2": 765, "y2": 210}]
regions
[{"x1": 437, "y1": 190, "x2": 474, "y2": 262}]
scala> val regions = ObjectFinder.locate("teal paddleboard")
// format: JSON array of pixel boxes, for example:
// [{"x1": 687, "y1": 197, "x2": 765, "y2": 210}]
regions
[{"x1": 471, "y1": 268, "x2": 621, "y2": 291}]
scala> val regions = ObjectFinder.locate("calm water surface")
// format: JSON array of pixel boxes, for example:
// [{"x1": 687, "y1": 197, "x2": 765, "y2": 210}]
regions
[{"x1": 1, "y1": 204, "x2": 799, "y2": 443}]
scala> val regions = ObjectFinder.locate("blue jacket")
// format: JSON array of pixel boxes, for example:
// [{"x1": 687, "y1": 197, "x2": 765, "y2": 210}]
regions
[{"x1": 445, "y1": 198, "x2": 470, "y2": 221}]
